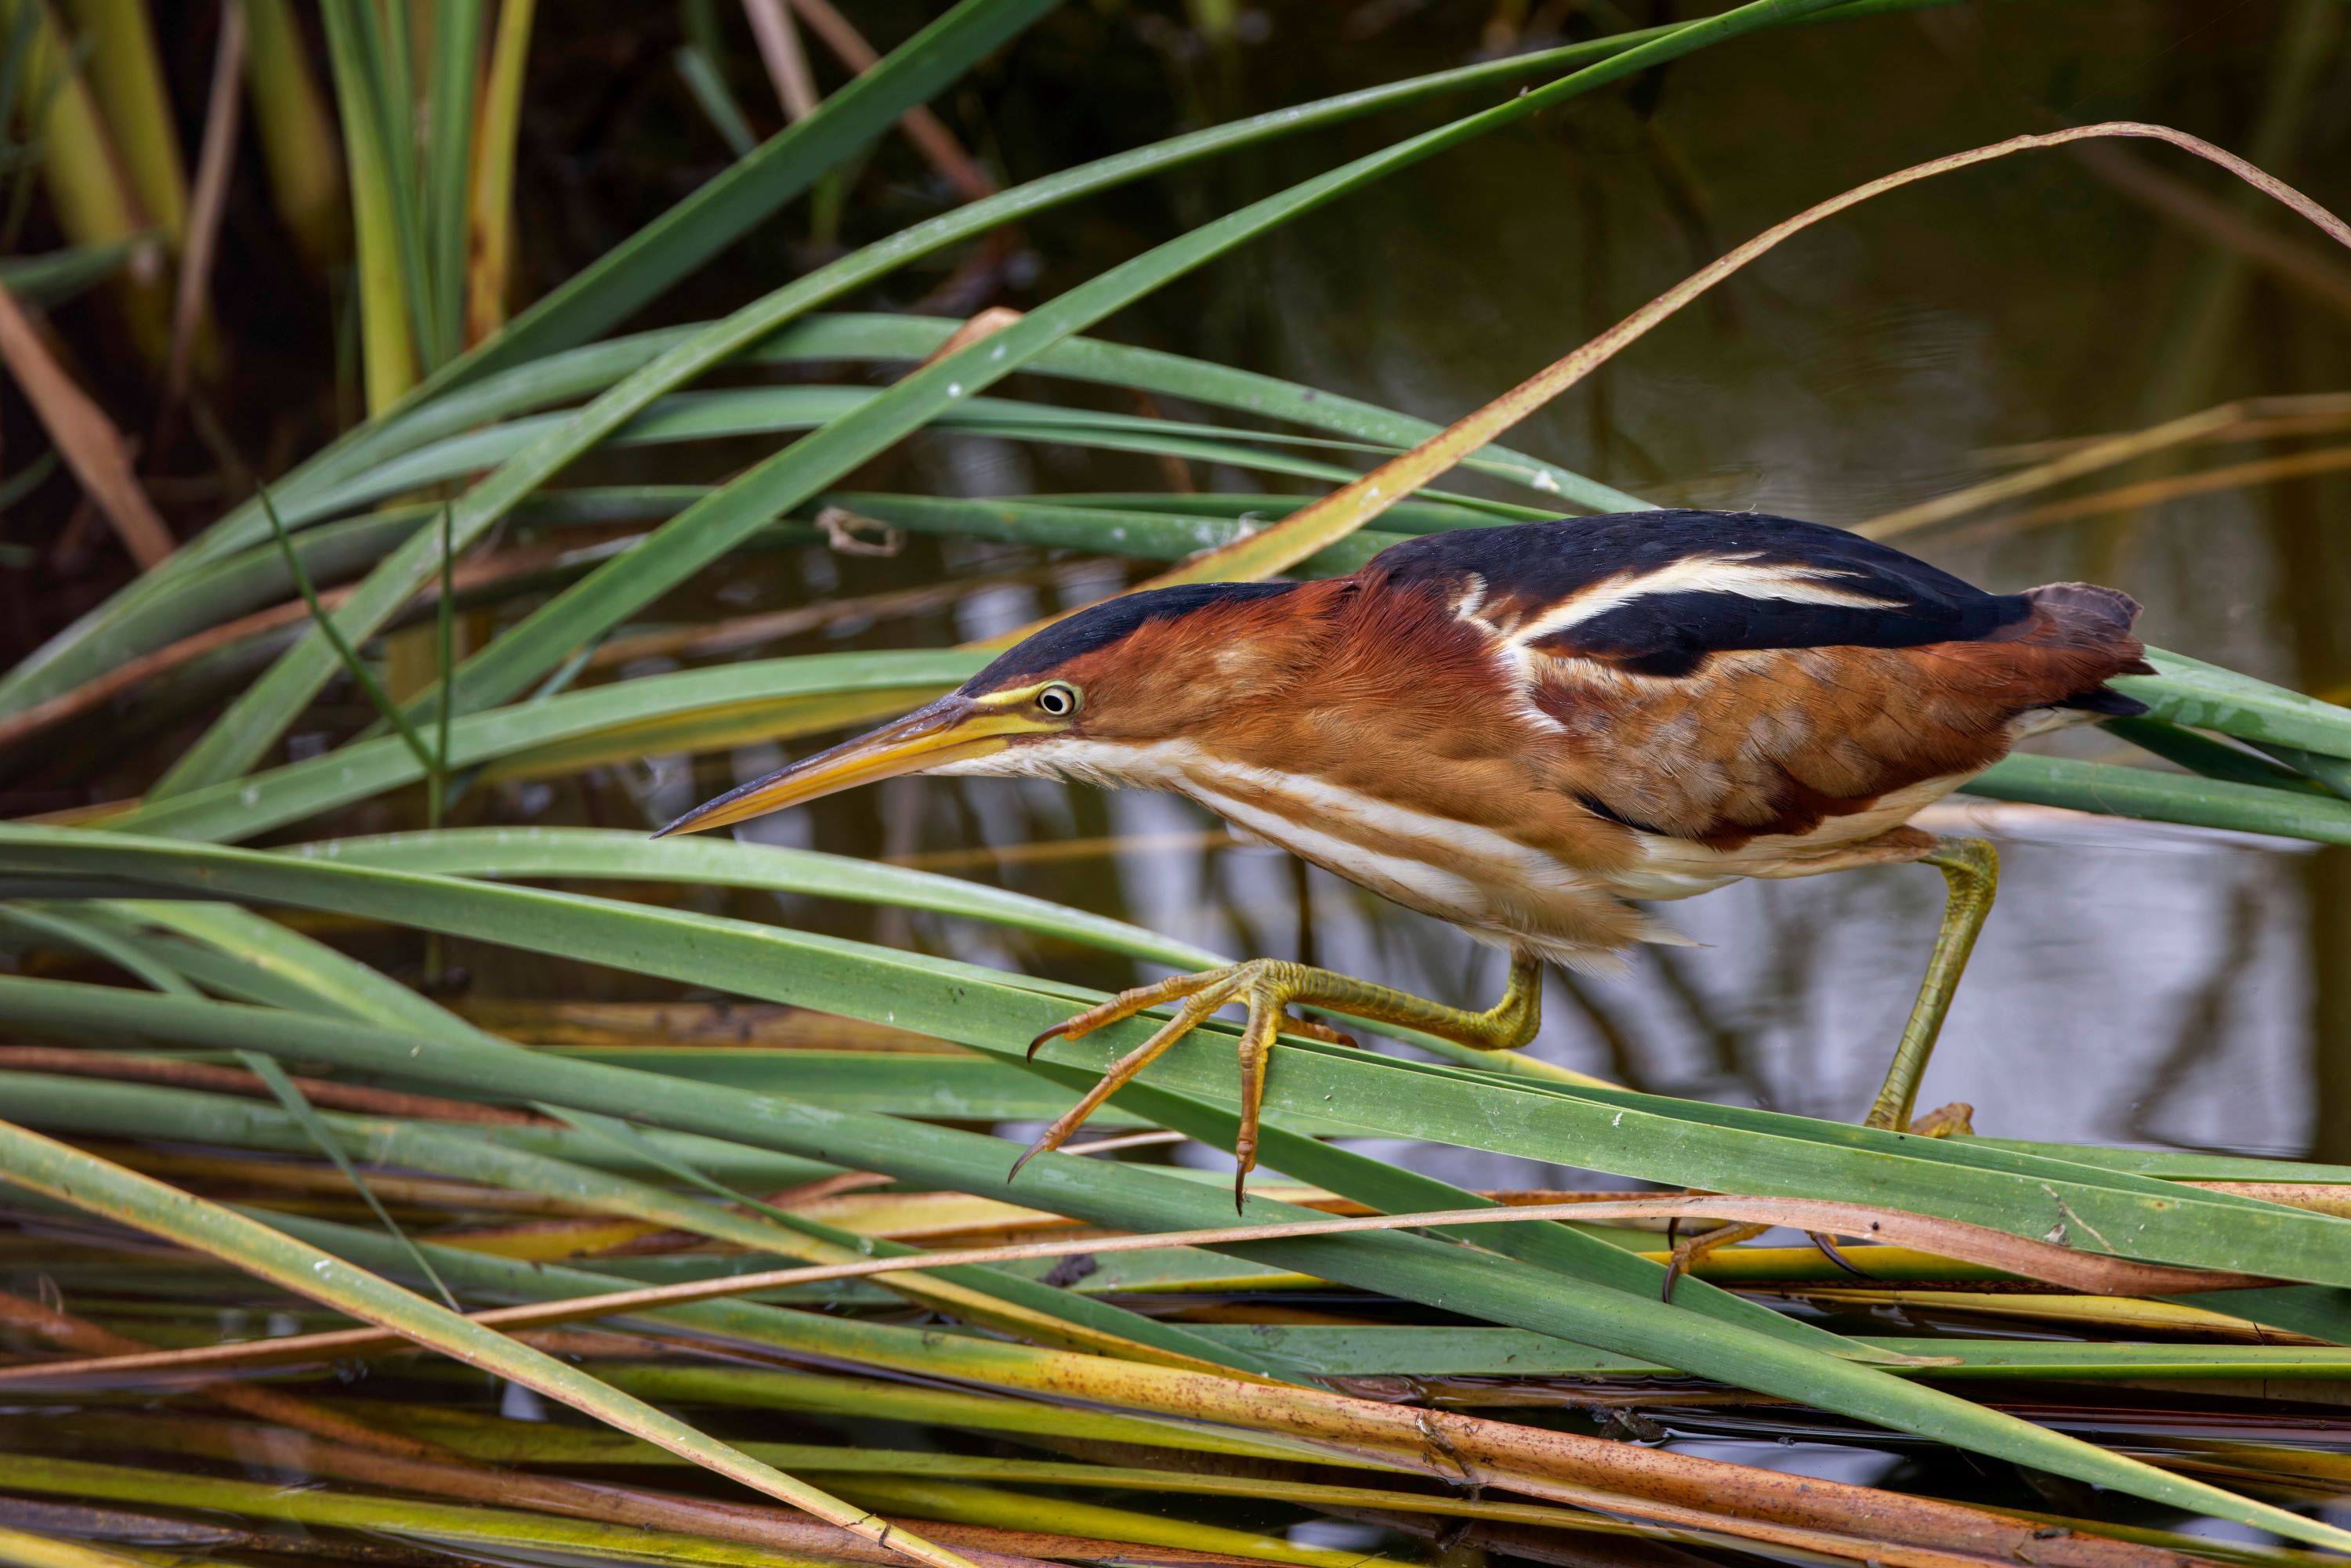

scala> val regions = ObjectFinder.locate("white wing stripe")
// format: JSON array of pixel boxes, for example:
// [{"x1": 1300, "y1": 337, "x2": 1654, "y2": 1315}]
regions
[{"x1": 1507, "y1": 556, "x2": 1903, "y2": 646}]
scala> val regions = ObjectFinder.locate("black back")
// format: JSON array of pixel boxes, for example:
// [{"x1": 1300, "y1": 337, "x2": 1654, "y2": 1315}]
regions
[{"x1": 1367, "y1": 511, "x2": 2030, "y2": 677}]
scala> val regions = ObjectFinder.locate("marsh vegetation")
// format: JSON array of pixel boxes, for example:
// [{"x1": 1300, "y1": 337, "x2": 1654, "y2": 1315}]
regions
[{"x1": 2, "y1": 2, "x2": 2351, "y2": 1564}]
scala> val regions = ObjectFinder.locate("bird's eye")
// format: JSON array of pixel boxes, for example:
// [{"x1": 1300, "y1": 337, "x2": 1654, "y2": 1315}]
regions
[{"x1": 1036, "y1": 683, "x2": 1081, "y2": 717}]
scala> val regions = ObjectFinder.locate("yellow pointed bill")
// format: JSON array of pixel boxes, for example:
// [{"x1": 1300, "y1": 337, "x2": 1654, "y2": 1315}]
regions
[{"x1": 652, "y1": 693, "x2": 1043, "y2": 838}]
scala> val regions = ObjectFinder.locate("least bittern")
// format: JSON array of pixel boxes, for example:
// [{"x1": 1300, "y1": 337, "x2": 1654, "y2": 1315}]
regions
[{"x1": 658, "y1": 509, "x2": 2149, "y2": 1211}]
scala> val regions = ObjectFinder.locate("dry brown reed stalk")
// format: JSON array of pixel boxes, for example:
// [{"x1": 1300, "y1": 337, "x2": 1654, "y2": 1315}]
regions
[
  {"x1": 0, "y1": 1191, "x2": 2268, "y2": 1388},
  {"x1": 915, "y1": 306, "x2": 1023, "y2": 368},
  {"x1": 1751, "y1": 1288, "x2": 2327, "y2": 1345},
  {"x1": 2068, "y1": 137, "x2": 2351, "y2": 324},
  {"x1": 2183, "y1": 1181, "x2": 2351, "y2": 1219},
  {"x1": 0, "y1": 535, "x2": 612, "y2": 755},
  {"x1": 1060, "y1": 1129, "x2": 1190, "y2": 1156},
  {"x1": 882, "y1": 828, "x2": 1236, "y2": 871},
  {"x1": 83, "y1": 1143, "x2": 596, "y2": 1216},
  {"x1": 784, "y1": 0, "x2": 994, "y2": 203},
  {"x1": 0, "y1": 284, "x2": 174, "y2": 570},
  {"x1": 1976, "y1": 396, "x2": 2351, "y2": 466},
  {"x1": 1863, "y1": 402, "x2": 2258, "y2": 539},
  {"x1": 0, "y1": 1327, "x2": 2201, "y2": 1568},
  {"x1": 448, "y1": 997, "x2": 952, "y2": 1050},
  {"x1": 0, "y1": 1048, "x2": 546, "y2": 1125},
  {"x1": 1925, "y1": 444, "x2": 2351, "y2": 552},
  {"x1": 743, "y1": 1170, "x2": 896, "y2": 1207},
  {"x1": 741, "y1": 0, "x2": 820, "y2": 122},
  {"x1": 161, "y1": 0, "x2": 245, "y2": 426},
  {"x1": 25, "y1": 1412, "x2": 1069, "y2": 1568},
  {"x1": 1864, "y1": 395, "x2": 2351, "y2": 541},
  {"x1": 1, "y1": 1122, "x2": 990, "y2": 1568},
  {"x1": 328, "y1": 1356, "x2": 2221, "y2": 1568},
  {"x1": 0, "y1": 1288, "x2": 457, "y2": 1461}
]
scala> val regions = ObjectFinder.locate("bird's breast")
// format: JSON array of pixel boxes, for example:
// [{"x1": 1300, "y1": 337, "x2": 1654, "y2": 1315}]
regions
[{"x1": 1016, "y1": 734, "x2": 1683, "y2": 961}]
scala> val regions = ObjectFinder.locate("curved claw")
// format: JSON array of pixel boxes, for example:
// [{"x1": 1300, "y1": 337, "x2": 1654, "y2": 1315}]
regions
[
  {"x1": 1230, "y1": 980, "x2": 1291, "y2": 1199},
  {"x1": 1012, "y1": 960, "x2": 1414, "y2": 1205},
  {"x1": 1807, "y1": 1230, "x2": 1870, "y2": 1279},
  {"x1": 1006, "y1": 980, "x2": 1239, "y2": 1184}
]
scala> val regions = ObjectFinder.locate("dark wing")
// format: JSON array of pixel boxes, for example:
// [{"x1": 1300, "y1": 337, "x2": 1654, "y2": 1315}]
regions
[
  {"x1": 1362, "y1": 512, "x2": 2149, "y2": 846},
  {"x1": 1365, "y1": 510, "x2": 2030, "y2": 676}
]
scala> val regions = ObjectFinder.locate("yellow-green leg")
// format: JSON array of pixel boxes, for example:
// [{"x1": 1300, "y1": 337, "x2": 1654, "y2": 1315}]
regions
[
  {"x1": 1864, "y1": 837, "x2": 1998, "y2": 1133},
  {"x1": 1023, "y1": 954, "x2": 1543, "y2": 1208},
  {"x1": 1665, "y1": 838, "x2": 1998, "y2": 1300}
]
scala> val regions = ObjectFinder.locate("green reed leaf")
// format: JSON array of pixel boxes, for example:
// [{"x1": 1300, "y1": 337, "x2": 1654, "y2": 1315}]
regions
[
  {"x1": 0, "y1": 1068, "x2": 1276, "y2": 1375},
  {"x1": 257, "y1": 486, "x2": 438, "y2": 777},
  {"x1": 0, "y1": 896, "x2": 2343, "y2": 1547},
  {"x1": 0, "y1": 1121, "x2": 987, "y2": 1568},
  {"x1": 232, "y1": 1049, "x2": 460, "y2": 1310}
]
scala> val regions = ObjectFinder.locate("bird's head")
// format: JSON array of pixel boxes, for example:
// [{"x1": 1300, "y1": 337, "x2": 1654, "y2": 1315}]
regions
[{"x1": 653, "y1": 581, "x2": 1309, "y2": 838}]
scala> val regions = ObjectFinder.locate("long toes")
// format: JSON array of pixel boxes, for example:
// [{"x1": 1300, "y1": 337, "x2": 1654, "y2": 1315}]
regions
[
  {"x1": 1011, "y1": 1090, "x2": 1117, "y2": 1179},
  {"x1": 1029, "y1": 971, "x2": 1243, "y2": 1061},
  {"x1": 1009, "y1": 1114, "x2": 1081, "y2": 1182},
  {"x1": 1229, "y1": 990, "x2": 1293, "y2": 1219},
  {"x1": 1026, "y1": 998, "x2": 1143, "y2": 1061},
  {"x1": 1018, "y1": 990, "x2": 1238, "y2": 1182},
  {"x1": 1907, "y1": 1101, "x2": 1976, "y2": 1139},
  {"x1": 1661, "y1": 1220, "x2": 1768, "y2": 1300},
  {"x1": 1660, "y1": 1232, "x2": 1727, "y2": 1302},
  {"x1": 1029, "y1": 1001, "x2": 1125, "y2": 1053}
]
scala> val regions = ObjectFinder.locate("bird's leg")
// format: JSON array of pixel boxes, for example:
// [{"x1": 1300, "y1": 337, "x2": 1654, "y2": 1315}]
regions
[
  {"x1": 1268, "y1": 953, "x2": 1545, "y2": 1053},
  {"x1": 1866, "y1": 838, "x2": 1998, "y2": 1133},
  {"x1": 1666, "y1": 841, "x2": 1999, "y2": 1302},
  {"x1": 1025, "y1": 955, "x2": 1542, "y2": 1207},
  {"x1": 1228, "y1": 955, "x2": 1543, "y2": 1191}
]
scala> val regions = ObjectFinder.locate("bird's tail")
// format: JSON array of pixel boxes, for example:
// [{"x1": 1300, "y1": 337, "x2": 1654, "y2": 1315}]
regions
[
  {"x1": 2017, "y1": 581, "x2": 2155, "y2": 716},
  {"x1": 2021, "y1": 581, "x2": 2143, "y2": 636}
]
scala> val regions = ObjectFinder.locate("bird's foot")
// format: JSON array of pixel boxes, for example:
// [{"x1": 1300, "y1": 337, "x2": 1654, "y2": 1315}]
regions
[
  {"x1": 1667, "y1": 1103, "x2": 1976, "y2": 1305},
  {"x1": 1019, "y1": 959, "x2": 1354, "y2": 1210},
  {"x1": 1718, "y1": 1105, "x2": 1976, "y2": 1299},
  {"x1": 1904, "y1": 1101, "x2": 1976, "y2": 1139},
  {"x1": 1661, "y1": 1219, "x2": 1770, "y2": 1302}
]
